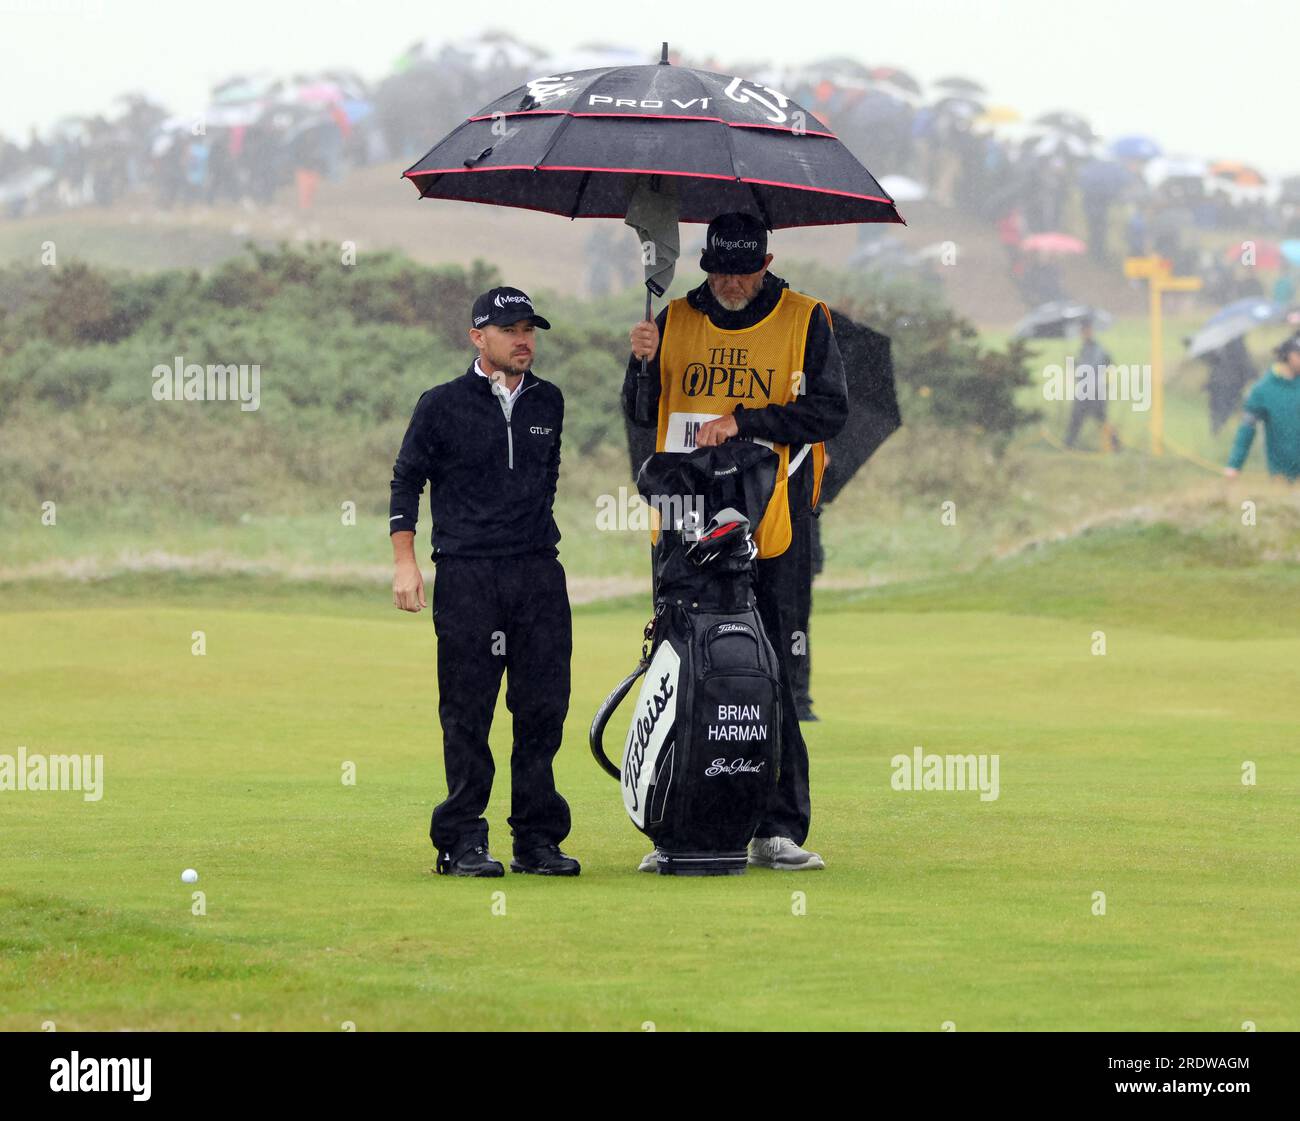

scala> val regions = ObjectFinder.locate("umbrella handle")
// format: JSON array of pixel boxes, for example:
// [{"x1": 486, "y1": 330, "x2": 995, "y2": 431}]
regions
[{"x1": 635, "y1": 286, "x2": 655, "y2": 424}]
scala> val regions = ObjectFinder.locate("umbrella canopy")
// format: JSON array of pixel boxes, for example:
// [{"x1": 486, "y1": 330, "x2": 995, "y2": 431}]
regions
[
  {"x1": 1221, "y1": 241, "x2": 1280, "y2": 269},
  {"x1": 1079, "y1": 158, "x2": 1135, "y2": 198},
  {"x1": 403, "y1": 58, "x2": 904, "y2": 228},
  {"x1": 879, "y1": 174, "x2": 927, "y2": 202},
  {"x1": 1033, "y1": 111, "x2": 1095, "y2": 140},
  {"x1": 933, "y1": 76, "x2": 986, "y2": 96},
  {"x1": 975, "y1": 104, "x2": 1021, "y2": 128},
  {"x1": 868, "y1": 66, "x2": 922, "y2": 94},
  {"x1": 1029, "y1": 129, "x2": 1094, "y2": 159},
  {"x1": 1145, "y1": 153, "x2": 1207, "y2": 189},
  {"x1": 819, "y1": 311, "x2": 901, "y2": 502},
  {"x1": 1021, "y1": 232, "x2": 1086, "y2": 255},
  {"x1": 932, "y1": 95, "x2": 984, "y2": 121},
  {"x1": 1109, "y1": 134, "x2": 1161, "y2": 161},
  {"x1": 211, "y1": 73, "x2": 278, "y2": 105},
  {"x1": 203, "y1": 102, "x2": 266, "y2": 129},
  {"x1": 1208, "y1": 160, "x2": 1265, "y2": 186},
  {"x1": 1187, "y1": 299, "x2": 1281, "y2": 359},
  {"x1": 1013, "y1": 301, "x2": 1112, "y2": 339},
  {"x1": 0, "y1": 166, "x2": 56, "y2": 206}
]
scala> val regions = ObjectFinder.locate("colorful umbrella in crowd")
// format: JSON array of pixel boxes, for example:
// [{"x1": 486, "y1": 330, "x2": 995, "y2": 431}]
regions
[
  {"x1": 1109, "y1": 134, "x2": 1161, "y2": 161},
  {"x1": 1021, "y1": 232, "x2": 1086, "y2": 255},
  {"x1": 1208, "y1": 160, "x2": 1265, "y2": 187},
  {"x1": 1221, "y1": 241, "x2": 1281, "y2": 270}
]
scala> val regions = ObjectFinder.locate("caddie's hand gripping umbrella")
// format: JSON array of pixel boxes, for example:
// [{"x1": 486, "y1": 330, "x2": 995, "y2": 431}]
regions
[{"x1": 401, "y1": 43, "x2": 905, "y2": 415}]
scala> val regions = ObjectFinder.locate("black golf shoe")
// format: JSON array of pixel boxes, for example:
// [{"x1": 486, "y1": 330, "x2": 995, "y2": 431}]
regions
[
  {"x1": 510, "y1": 844, "x2": 581, "y2": 876},
  {"x1": 436, "y1": 844, "x2": 504, "y2": 877}
]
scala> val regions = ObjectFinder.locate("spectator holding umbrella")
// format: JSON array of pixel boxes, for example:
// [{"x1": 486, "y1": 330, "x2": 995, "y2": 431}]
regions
[
  {"x1": 1205, "y1": 335, "x2": 1257, "y2": 434},
  {"x1": 1225, "y1": 337, "x2": 1300, "y2": 481},
  {"x1": 1064, "y1": 316, "x2": 1120, "y2": 451}
]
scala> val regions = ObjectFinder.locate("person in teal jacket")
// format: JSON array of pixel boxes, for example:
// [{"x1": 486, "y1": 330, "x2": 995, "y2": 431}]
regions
[{"x1": 1225, "y1": 337, "x2": 1300, "y2": 481}]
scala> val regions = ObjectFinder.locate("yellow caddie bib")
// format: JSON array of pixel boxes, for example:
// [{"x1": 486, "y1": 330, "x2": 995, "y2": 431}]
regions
[{"x1": 655, "y1": 288, "x2": 828, "y2": 557}]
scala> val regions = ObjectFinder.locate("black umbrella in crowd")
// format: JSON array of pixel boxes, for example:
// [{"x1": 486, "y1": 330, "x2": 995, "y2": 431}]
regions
[
  {"x1": 1013, "y1": 301, "x2": 1113, "y2": 339},
  {"x1": 934, "y1": 76, "x2": 986, "y2": 97},
  {"x1": 1033, "y1": 110, "x2": 1096, "y2": 142},
  {"x1": 404, "y1": 43, "x2": 904, "y2": 418}
]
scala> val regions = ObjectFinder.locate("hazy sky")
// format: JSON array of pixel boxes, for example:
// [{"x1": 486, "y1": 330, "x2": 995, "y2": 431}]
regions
[{"x1": 2, "y1": 0, "x2": 1295, "y2": 176}]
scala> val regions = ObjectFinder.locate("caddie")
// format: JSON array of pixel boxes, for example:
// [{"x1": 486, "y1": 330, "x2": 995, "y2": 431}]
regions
[{"x1": 622, "y1": 211, "x2": 848, "y2": 871}]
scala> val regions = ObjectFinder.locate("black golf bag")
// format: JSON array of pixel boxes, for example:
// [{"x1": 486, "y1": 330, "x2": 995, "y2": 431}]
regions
[{"x1": 590, "y1": 442, "x2": 783, "y2": 875}]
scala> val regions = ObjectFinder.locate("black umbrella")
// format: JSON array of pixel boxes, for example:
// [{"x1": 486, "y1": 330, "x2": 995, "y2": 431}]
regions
[
  {"x1": 1033, "y1": 110, "x2": 1096, "y2": 141},
  {"x1": 934, "y1": 76, "x2": 986, "y2": 96},
  {"x1": 624, "y1": 308, "x2": 900, "y2": 503},
  {"x1": 403, "y1": 48, "x2": 902, "y2": 227},
  {"x1": 820, "y1": 311, "x2": 901, "y2": 502}
]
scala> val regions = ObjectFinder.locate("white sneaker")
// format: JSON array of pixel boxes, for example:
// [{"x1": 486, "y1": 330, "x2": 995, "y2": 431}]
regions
[
  {"x1": 637, "y1": 849, "x2": 662, "y2": 872},
  {"x1": 748, "y1": 836, "x2": 825, "y2": 870}
]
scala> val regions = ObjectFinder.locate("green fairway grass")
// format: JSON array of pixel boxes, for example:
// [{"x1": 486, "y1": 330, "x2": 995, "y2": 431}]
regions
[{"x1": 2, "y1": 526, "x2": 1296, "y2": 1031}]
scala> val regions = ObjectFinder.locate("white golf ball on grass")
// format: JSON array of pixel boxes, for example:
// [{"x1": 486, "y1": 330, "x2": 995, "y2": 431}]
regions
[{"x1": 181, "y1": 868, "x2": 198, "y2": 884}]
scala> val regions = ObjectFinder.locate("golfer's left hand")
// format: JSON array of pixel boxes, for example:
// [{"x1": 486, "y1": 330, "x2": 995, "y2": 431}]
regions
[{"x1": 696, "y1": 415, "x2": 739, "y2": 447}]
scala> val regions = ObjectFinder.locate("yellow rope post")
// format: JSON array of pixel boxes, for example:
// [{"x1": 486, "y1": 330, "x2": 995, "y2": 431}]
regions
[{"x1": 1123, "y1": 255, "x2": 1202, "y2": 456}]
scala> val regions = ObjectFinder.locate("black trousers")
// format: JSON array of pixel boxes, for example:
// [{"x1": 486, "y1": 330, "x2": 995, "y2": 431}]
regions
[
  {"x1": 1064, "y1": 399, "x2": 1108, "y2": 447},
  {"x1": 788, "y1": 513, "x2": 818, "y2": 711},
  {"x1": 753, "y1": 517, "x2": 814, "y2": 845},
  {"x1": 428, "y1": 553, "x2": 572, "y2": 858}
]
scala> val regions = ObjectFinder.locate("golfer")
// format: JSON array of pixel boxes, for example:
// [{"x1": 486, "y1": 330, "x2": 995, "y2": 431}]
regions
[
  {"x1": 1224, "y1": 336, "x2": 1300, "y2": 482},
  {"x1": 624, "y1": 212, "x2": 848, "y2": 871},
  {"x1": 389, "y1": 287, "x2": 580, "y2": 877}
]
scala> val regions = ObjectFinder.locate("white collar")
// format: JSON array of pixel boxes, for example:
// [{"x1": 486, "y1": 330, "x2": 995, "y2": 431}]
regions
[{"x1": 475, "y1": 358, "x2": 525, "y2": 402}]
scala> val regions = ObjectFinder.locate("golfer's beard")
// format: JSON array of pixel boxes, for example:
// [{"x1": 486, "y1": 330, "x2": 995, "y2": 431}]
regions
[{"x1": 493, "y1": 350, "x2": 531, "y2": 372}]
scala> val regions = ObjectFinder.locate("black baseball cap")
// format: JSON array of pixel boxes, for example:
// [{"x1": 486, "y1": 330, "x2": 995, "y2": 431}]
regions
[
  {"x1": 700, "y1": 213, "x2": 769, "y2": 274},
  {"x1": 470, "y1": 286, "x2": 551, "y2": 331}
]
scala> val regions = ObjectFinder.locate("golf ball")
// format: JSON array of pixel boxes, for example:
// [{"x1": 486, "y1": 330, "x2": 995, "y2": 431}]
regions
[{"x1": 181, "y1": 868, "x2": 198, "y2": 884}]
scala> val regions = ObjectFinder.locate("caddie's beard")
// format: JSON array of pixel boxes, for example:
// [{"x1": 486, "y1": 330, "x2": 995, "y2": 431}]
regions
[
  {"x1": 714, "y1": 291, "x2": 753, "y2": 311},
  {"x1": 708, "y1": 271, "x2": 763, "y2": 312}
]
